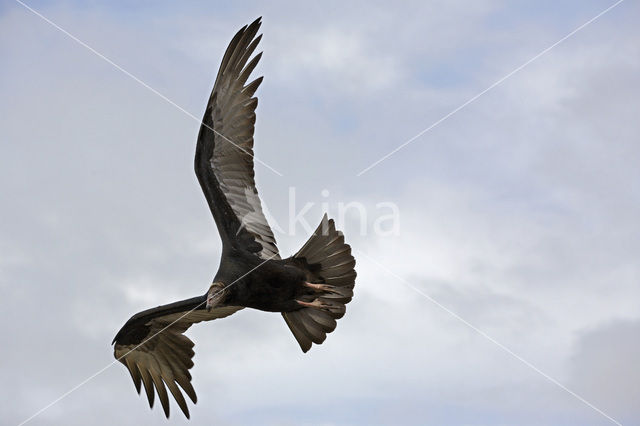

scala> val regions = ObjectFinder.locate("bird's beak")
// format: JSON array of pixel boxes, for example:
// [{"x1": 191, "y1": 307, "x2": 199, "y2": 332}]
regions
[
  {"x1": 206, "y1": 295, "x2": 213, "y2": 311},
  {"x1": 206, "y1": 282, "x2": 225, "y2": 311}
]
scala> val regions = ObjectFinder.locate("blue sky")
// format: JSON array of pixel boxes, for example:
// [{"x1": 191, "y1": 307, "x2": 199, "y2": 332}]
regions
[{"x1": 1, "y1": 1, "x2": 639, "y2": 425}]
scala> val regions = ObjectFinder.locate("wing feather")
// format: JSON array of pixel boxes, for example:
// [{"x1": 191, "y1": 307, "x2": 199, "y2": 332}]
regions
[
  {"x1": 137, "y1": 362, "x2": 155, "y2": 408},
  {"x1": 124, "y1": 357, "x2": 142, "y2": 394},
  {"x1": 148, "y1": 360, "x2": 170, "y2": 418},
  {"x1": 113, "y1": 297, "x2": 242, "y2": 418},
  {"x1": 195, "y1": 17, "x2": 279, "y2": 260}
]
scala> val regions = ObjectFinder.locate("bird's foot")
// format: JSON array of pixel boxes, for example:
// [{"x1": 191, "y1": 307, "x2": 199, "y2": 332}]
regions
[
  {"x1": 304, "y1": 282, "x2": 341, "y2": 295},
  {"x1": 296, "y1": 298, "x2": 334, "y2": 310}
]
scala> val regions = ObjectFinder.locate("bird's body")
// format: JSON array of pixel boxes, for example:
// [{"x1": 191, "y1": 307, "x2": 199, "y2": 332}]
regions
[
  {"x1": 223, "y1": 256, "x2": 308, "y2": 312},
  {"x1": 112, "y1": 17, "x2": 356, "y2": 419}
]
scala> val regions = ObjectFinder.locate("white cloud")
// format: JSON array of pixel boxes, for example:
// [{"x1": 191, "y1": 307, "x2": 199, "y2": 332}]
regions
[{"x1": 1, "y1": 1, "x2": 639, "y2": 425}]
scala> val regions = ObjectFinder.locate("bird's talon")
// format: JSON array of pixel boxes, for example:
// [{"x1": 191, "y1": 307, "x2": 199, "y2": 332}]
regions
[
  {"x1": 304, "y1": 282, "x2": 340, "y2": 295},
  {"x1": 296, "y1": 298, "x2": 335, "y2": 310}
]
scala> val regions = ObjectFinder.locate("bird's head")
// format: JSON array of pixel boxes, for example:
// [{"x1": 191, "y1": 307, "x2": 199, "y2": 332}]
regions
[{"x1": 206, "y1": 282, "x2": 227, "y2": 311}]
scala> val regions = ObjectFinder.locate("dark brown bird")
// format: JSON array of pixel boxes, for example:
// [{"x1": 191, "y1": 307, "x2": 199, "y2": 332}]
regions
[{"x1": 112, "y1": 17, "x2": 356, "y2": 419}]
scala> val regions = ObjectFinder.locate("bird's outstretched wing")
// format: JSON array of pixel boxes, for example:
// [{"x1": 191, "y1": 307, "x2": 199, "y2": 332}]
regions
[
  {"x1": 112, "y1": 297, "x2": 243, "y2": 418},
  {"x1": 195, "y1": 17, "x2": 279, "y2": 260}
]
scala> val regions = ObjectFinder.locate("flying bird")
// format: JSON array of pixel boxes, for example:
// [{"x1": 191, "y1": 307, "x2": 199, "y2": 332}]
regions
[{"x1": 112, "y1": 17, "x2": 356, "y2": 419}]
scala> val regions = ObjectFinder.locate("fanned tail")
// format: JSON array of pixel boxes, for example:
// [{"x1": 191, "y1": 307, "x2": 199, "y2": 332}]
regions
[{"x1": 282, "y1": 214, "x2": 356, "y2": 352}]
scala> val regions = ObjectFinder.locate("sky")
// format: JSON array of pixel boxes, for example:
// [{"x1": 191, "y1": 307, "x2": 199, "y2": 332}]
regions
[{"x1": 1, "y1": 0, "x2": 639, "y2": 425}]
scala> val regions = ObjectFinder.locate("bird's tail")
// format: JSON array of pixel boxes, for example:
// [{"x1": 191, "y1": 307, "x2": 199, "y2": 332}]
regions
[{"x1": 282, "y1": 214, "x2": 356, "y2": 352}]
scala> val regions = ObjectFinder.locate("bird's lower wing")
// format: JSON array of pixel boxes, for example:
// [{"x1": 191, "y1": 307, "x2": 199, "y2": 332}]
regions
[{"x1": 113, "y1": 298, "x2": 242, "y2": 418}]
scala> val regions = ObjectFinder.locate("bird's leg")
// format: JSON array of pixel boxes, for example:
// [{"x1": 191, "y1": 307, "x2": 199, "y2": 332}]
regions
[
  {"x1": 297, "y1": 283, "x2": 346, "y2": 312},
  {"x1": 304, "y1": 282, "x2": 340, "y2": 295},
  {"x1": 297, "y1": 299, "x2": 333, "y2": 309}
]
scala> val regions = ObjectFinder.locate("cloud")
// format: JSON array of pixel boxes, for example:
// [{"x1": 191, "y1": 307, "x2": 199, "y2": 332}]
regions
[
  {"x1": 1, "y1": 1, "x2": 639, "y2": 425},
  {"x1": 568, "y1": 319, "x2": 640, "y2": 425}
]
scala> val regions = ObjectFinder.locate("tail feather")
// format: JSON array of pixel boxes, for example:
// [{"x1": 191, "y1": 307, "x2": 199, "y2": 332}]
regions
[
  {"x1": 282, "y1": 214, "x2": 356, "y2": 352},
  {"x1": 323, "y1": 260, "x2": 356, "y2": 276}
]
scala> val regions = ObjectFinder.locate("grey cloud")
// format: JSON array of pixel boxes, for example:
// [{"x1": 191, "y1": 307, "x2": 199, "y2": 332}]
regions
[
  {"x1": 1, "y1": 1, "x2": 639, "y2": 425},
  {"x1": 568, "y1": 320, "x2": 640, "y2": 425}
]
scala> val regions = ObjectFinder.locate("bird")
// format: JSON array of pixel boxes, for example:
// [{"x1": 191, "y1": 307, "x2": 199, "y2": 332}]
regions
[{"x1": 112, "y1": 17, "x2": 356, "y2": 419}]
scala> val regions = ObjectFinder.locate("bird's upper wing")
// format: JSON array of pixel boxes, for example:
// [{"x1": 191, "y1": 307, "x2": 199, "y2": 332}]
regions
[
  {"x1": 112, "y1": 296, "x2": 243, "y2": 418},
  {"x1": 195, "y1": 17, "x2": 279, "y2": 260}
]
